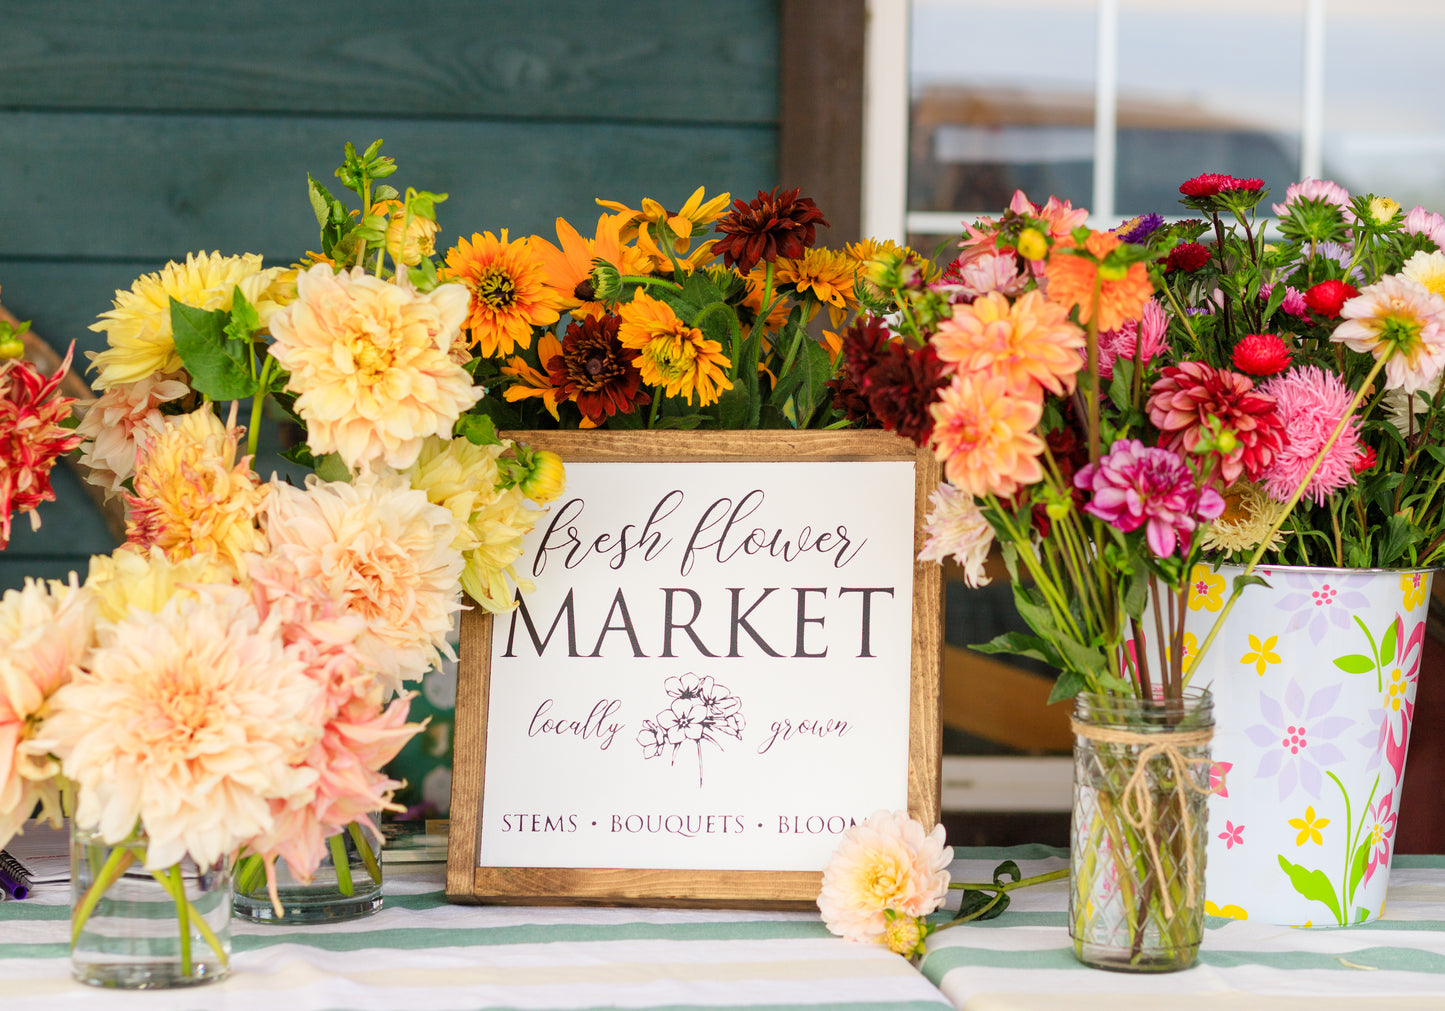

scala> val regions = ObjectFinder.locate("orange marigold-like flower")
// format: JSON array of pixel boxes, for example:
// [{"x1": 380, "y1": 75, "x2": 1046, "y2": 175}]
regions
[
  {"x1": 442, "y1": 230, "x2": 564, "y2": 357},
  {"x1": 1044, "y1": 230, "x2": 1153, "y2": 333},
  {"x1": 616, "y1": 291, "x2": 734, "y2": 407},
  {"x1": 929, "y1": 371, "x2": 1045, "y2": 498},
  {"x1": 932, "y1": 290, "x2": 1085, "y2": 397},
  {"x1": 774, "y1": 248, "x2": 859, "y2": 329}
]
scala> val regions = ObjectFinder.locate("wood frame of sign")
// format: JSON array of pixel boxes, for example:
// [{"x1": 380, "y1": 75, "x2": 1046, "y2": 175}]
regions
[{"x1": 445, "y1": 429, "x2": 941, "y2": 908}]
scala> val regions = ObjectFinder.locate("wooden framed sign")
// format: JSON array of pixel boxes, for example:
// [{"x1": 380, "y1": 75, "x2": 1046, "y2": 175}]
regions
[{"x1": 446, "y1": 429, "x2": 941, "y2": 908}]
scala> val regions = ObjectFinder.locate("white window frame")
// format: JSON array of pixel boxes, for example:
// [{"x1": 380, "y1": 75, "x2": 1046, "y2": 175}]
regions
[{"x1": 863, "y1": 0, "x2": 1329, "y2": 242}]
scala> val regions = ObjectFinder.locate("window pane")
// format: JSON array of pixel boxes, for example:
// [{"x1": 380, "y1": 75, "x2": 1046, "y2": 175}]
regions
[
  {"x1": 1115, "y1": 0, "x2": 1303, "y2": 215},
  {"x1": 909, "y1": 0, "x2": 1097, "y2": 216},
  {"x1": 1322, "y1": 1, "x2": 1445, "y2": 210}
]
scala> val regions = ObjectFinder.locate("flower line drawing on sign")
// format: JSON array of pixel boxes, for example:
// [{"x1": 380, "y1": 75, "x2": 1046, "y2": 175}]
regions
[{"x1": 636, "y1": 673, "x2": 745, "y2": 787}]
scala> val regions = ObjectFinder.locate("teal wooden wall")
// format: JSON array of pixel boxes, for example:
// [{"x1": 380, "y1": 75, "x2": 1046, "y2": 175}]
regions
[{"x1": 0, "y1": 0, "x2": 780, "y2": 590}]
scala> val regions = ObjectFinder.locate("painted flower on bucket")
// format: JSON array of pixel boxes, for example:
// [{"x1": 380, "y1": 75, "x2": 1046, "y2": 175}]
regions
[{"x1": 817, "y1": 810, "x2": 952, "y2": 946}]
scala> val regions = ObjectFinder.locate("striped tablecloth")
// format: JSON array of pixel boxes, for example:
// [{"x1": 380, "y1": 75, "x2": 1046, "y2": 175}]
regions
[
  {"x1": 1, "y1": 859, "x2": 949, "y2": 1011},
  {"x1": 923, "y1": 846, "x2": 1445, "y2": 1010}
]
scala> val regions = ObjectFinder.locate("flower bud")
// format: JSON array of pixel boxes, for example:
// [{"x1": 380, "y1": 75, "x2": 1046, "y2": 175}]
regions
[
  {"x1": 1016, "y1": 227, "x2": 1048, "y2": 261},
  {"x1": 882, "y1": 911, "x2": 930, "y2": 959},
  {"x1": 1370, "y1": 196, "x2": 1400, "y2": 225},
  {"x1": 373, "y1": 199, "x2": 440, "y2": 267},
  {"x1": 590, "y1": 261, "x2": 623, "y2": 302},
  {"x1": 1215, "y1": 430, "x2": 1239, "y2": 455},
  {"x1": 519, "y1": 450, "x2": 566, "y2": 504}
]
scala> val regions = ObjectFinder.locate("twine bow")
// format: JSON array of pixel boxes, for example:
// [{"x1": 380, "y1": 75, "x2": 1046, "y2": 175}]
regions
[{"x1": 1069, "y1": 720, "x2": 1219, "y2": 919}]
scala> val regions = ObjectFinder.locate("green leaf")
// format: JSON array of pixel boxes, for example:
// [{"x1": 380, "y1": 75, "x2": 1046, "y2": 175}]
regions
[
  {"x1": 1277, "y1": 854, "x2": 1343, "y2": 925},
  {"x1": 1232, "y1": 572, "x2": 1271, "y2": 597},
  {"x1": 992, "y1": 860, "x2": 1021, "y2": 887},
  {"x1": 652, "y1": 414, "x2": 706, "y2": 430},
  {"x1": 224, "y1": 287, "x2": 261, "y2": 346},
  {"x1": 712, "y1": 386, "x2": 751, "y2": 429},
  {"x1": 1047, "y1": 668, "x2": 1089, "y2": 705},
  {"x1": 169, "y1": 299, "x2": 257, "y2": 401},
  {"x1": 1346, "y1": 837, "x2": 1371, "y2": 908},
  {"x1": 307, "y1": 174, "x2": 334, "y2": 228},
  {"x1": 313, "y1": 453, "x2": 351, "y2": 482},
  {"x1": 680, "y1": 272, "x2": 725, "y2": 311},
  {"x1": 791, "y1": 336, "x2": 834, "y2": 426},
  {"x1": 953, "y1": 889, "x2": 1010, "y2": 922},
  {"x1": 1332, "y1": 654, "x2": 1376, "y2": 675},
  {"x1": 1379, "y1": 617, "x2": 1399, "y2": 668},
  {"x1": 456, "y1": 413, "x2": 502, "y2": 446},
  {"x1": 973, "y1": 631, "x2": 1064, "y2": 668}
]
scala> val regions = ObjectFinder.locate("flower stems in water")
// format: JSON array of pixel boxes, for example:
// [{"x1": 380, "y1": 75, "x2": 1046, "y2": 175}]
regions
[{"x1": 348, "y1": 822, "x2": 383, "y2": 887}]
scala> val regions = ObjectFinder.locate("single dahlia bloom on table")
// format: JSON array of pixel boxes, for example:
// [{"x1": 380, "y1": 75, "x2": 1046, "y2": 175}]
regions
[
  {"x1": 0, "y1": 348, "x2": 86, "y2": 549},
  {"x1": 1147, "y1": 361, "x2": 1285, "y2": 485},
  {"x1": 1074, "y1": 439, "x2": 1225, "y2": 557},
  {"x1": 1332, "y1": 275, "x2": 1445, "y2": 393},
  {"x1": 817, "y1": 810, "x2": 952, "y2": 946},
  {"x1": 267, "y1": 264, "x2": 482, "y2": 472},
  {"x1": 1258, "y1": 366, "x2": 1363, "y2": 506}
]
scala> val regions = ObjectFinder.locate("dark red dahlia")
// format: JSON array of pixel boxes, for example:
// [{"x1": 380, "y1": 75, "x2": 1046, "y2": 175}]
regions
[
  {"x1": 1165, "y1": 242, "x2": 1212, "y2": 273},
  {"x1": 1147, "y1": 361, "x2": 1284, "y2": 485},
  {"x1": 547, "y1": 313, "x2": 649, "y2": 424},
  {"x1": 840, "y1": 315, "x2": 895, "y2": 387},
  {"x1": 857, "y1": 342, "x2": 949, "y2": 446},
  {"x1": 1304, "y1": 279, "x2": 1360, "y2": 319},
  {"x1": 713, "y1": 187, "x2": 829, "y2": 273},
  {"x1": 1231, "y1": 333, "x2": 1293, "y2": 377},
  {"x1": 825, "y1": 369, "x2": 881, "y2": 428}
]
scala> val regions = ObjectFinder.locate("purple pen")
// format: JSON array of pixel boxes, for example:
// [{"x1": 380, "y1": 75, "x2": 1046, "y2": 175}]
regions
[{"x1": 0, "y1": 849, "x2": 33, "y2": 900}]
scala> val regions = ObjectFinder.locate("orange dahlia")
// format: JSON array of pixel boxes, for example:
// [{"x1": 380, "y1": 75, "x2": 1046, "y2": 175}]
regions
[
  {"x1": 1044, "y1": 230, "x2": 1153, "y2": 333},
  {"x1": 929, "y1": 371, "x2": 1045, "y2": 499},
  {"x1": 932, "y1": 290, "x2": 1085, "y2": 397},
  {"x1": 441, "y1": 230, "x2": 564, "y2": 358},
  {"x1": 616, "y1": 291, "x2": 733, "y2": 407}
]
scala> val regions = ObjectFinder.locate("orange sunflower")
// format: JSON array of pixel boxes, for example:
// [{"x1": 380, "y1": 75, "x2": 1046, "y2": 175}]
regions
[
  {"x1": 531, "y1": 214, "x2": 654, "y2": 318},
  {"x1": 597, "y1": 186, "x2": 729, "y2": 273},
  {"x1": 1043, "y1": 230, "x2": 1153, "y2": 333},
  {"x1": 441, "y1": 230, "x2": 565, "y2": 358},
  {"x1": 616, "y1": 291, "x2": 733, "y2": 407}
]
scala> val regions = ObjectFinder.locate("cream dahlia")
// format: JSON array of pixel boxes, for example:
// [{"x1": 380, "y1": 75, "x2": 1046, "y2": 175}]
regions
[
  {"x1": 46, "y1": 590, "x2": 321, "y2": 870},
  {"x1": 817, "y1": 810, "x2": 952, "y2": 945},
  {"x1": 262, "y1": 472, "x2": 464, "y2": 695},
  {"x1": 267, "y1": 264, "x2": 482, "y2": 472},
  {"x1": 1333, "y1": 275, "x2": 1445, "y2": 393},
  {"x1": 84, "y1": 544, "x2": 236, "y2": 625},
  {"x1": 0, "y1": 576, "x2": 95, "y2": 849},
  {"x1": 74, "y1": 373, "x2": 191, "y2": 498},
  {"x1": 919, "y1": 483, "x2": 994, "y2": 587}
]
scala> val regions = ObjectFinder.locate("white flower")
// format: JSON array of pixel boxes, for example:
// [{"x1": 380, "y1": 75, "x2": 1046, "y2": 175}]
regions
[{"x1": 919, "y1": 483, "x2": 994, "y2": 587}]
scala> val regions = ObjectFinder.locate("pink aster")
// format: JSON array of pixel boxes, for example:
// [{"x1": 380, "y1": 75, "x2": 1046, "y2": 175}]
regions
[
  {"x1": 1333, "y1": 275, "x2": 1445, "y2": 393},
  {"x1": 1096, "y1": 299, "x2": 1169, "y2": 379},
  {"x1": 1271, "y1": 178, "x2": 1353, "y2": 219},
  {"x1": 1074, "y1": 438, "x2": 1225, "y2": 557},
  {"x1": 1403, "y1": 206, "x2": 1445, "y2": 250},
  {"x1": 1258, "y1": 366, "x2": 1362, "y2": 505},
  {"x1": 0, "y1": 348, "x2": 85, "y2": 550}
]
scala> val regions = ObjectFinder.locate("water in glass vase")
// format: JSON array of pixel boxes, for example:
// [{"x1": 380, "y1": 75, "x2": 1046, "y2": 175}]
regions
[{"x1": 233, "y1": 822, "x2": 383, "y2": 923}]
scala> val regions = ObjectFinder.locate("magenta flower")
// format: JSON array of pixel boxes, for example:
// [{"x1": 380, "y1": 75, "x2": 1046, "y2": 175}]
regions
[
  {"x1": 1218, "y1": 820, "x2": 1245, "y2": 850},
  {"x1": 1365, "y1": 791, "x2": 1398, "y2": 885},
  {"x1": 1096, "y1": 298, "x2": 1170, "y2": 379},
  {"x1": 1210, "y1": 761, "x2": 1233, "y2": 799},
  {"x1": 1074, "y1": 439, "x2": 1226, "y2": 557}
]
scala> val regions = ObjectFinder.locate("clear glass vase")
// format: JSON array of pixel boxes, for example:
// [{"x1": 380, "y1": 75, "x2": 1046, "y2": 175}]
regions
[
  {"x1": 1069, "y1": 690, "x2": 1213, "y2": 972},
  {"x1": 70, "y1": 823, "x2": 232, "y2": 989},
  {"x1": 232, "y1": 822, "x2": 383, "y2": 923}
]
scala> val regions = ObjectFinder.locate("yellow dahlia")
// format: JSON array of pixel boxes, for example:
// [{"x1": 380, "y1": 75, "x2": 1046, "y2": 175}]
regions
[
  {"x1": 267, "y1": 264, "x2": 481, "y2": 472},
  {"x1": 125, "y1": 405, "x2": 269, "y2": 574},
  {"x1": 403, "y1": 436, "x2": 544, "y2": 613},
  {"x1": 0, "y1": 576, "x2": 95, "y2": 849},
  {"x1": 774, "y1": 248, "x2": 859, "y2": 328},
  {"x1": 263, "y1": 472, "x2": 464, "y2": 695},
  {"x1": 441, "y1": 230, "x2": 565, "y2": 358},
  {"x1": 932, "y1": 289, "x2": 1086, "y2": 397},
  {"x1": 46, "y1": 589, "x2": 321, "y2": 870},
  {"x1": 616, "y1": 290, "x2": 733, "y2": 406},
  {"x1": 89, "y1": 251, "x2": 288, "y2": 390},
  {"x1": 84, "y1": 544, "x2": 234, "y2": 625}
]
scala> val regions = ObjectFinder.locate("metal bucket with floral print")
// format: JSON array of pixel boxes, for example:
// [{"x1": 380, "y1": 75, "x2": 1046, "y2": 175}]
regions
[{"x1": 1177, "y1": 563, "x2": 1433, "y2": 927}]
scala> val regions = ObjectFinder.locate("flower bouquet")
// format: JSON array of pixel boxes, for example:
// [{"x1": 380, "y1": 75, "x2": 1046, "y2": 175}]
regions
[{"x1": 0, "y1": 140, "x2": 563, "y2": 986}]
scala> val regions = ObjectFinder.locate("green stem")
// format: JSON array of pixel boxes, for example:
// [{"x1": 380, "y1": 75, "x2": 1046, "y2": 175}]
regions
[
  {"x1": 234, "y1": 853, "x2": 267, "y2": 896},
  {"x1": 936, "y1": 867, "x2": 1069, "y2": 931},
  {"x1": 149, "y1": 866, "x2": 192, "y2": 977},
  {"x1": 349, "y1": 822, "x2": 383, "y2": 886},
  {"x1": 329, "y1": 833, "x2": 355, "y2": 896},
  {"x1": 618, "y1": 273, "x2": 684, "y2": 295},
  {"x1": 71, "y1": 843, "x2": 136, "y2": 947},
  {"x1": 245, "y1": 356, "x2": 276, "y2": 461}
]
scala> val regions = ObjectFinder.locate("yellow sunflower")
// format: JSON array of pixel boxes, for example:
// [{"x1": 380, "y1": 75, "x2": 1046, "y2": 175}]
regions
[
  {"x1": 597, "y1": 186, "x2": 729, "y2": 273},
  {"x1": 774, "y1": 248, "x2": 860, "y2": 328},
  {"x1": 615, "y1": 291, "x2": 733, "y2": 407},
  {"x1": 441, "y1": 230, "x2": 564, "y2": 358}
]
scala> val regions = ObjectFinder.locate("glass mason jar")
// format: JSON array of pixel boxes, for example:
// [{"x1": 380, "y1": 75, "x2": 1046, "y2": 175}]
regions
[
  {"x1": 1068, "y1": 690, "x2": 1214, "y2": 972},
  {"x1": 232, "y1": 821, "x2": 383, "y2": 924},
  {"x1": 70, "y1": 823, "x2": 232, "y2": 989}
]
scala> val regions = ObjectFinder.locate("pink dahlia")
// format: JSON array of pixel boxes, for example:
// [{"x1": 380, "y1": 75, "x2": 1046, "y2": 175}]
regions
[
  {"x1": 1074, "y1": 439, "x2": 1225, "y2": 557},
  {"x1": 0, "y1": 348, "x2": 85, "y2": 549},
  {"x1": 1333, "y1": 275, "x2": 1445, "y2": 393},
  {"x1": 933, "y1": 250, "x2": 1027, "y2": 301},
  {"x1": 1097, "y1": 298, "x2": 1169, "y2": 379},
  {"x1": 1147, "y1": 362, "x2": 1285, "y2": 485},
  {"x1": 1258, "y1": 366, "x2": 1362, "y2": 506},
  {"x1": 929, "y1": 371, "x2": 1045, "y2": 499}
]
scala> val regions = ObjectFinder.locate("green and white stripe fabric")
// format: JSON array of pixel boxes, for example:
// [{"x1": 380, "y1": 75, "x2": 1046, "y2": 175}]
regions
[
  {"x1": 1, "y1": 862, "x2": 949, "y2": 1011},
  {"x1": 922, "y1": 847, "x2": 1445, "y2": 1010}
]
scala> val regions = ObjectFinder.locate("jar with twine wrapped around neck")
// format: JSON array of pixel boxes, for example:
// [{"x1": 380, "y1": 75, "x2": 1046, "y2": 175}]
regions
[{"x1": 1068, "y1": 689, "x2": 1216, "y2": 972}]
